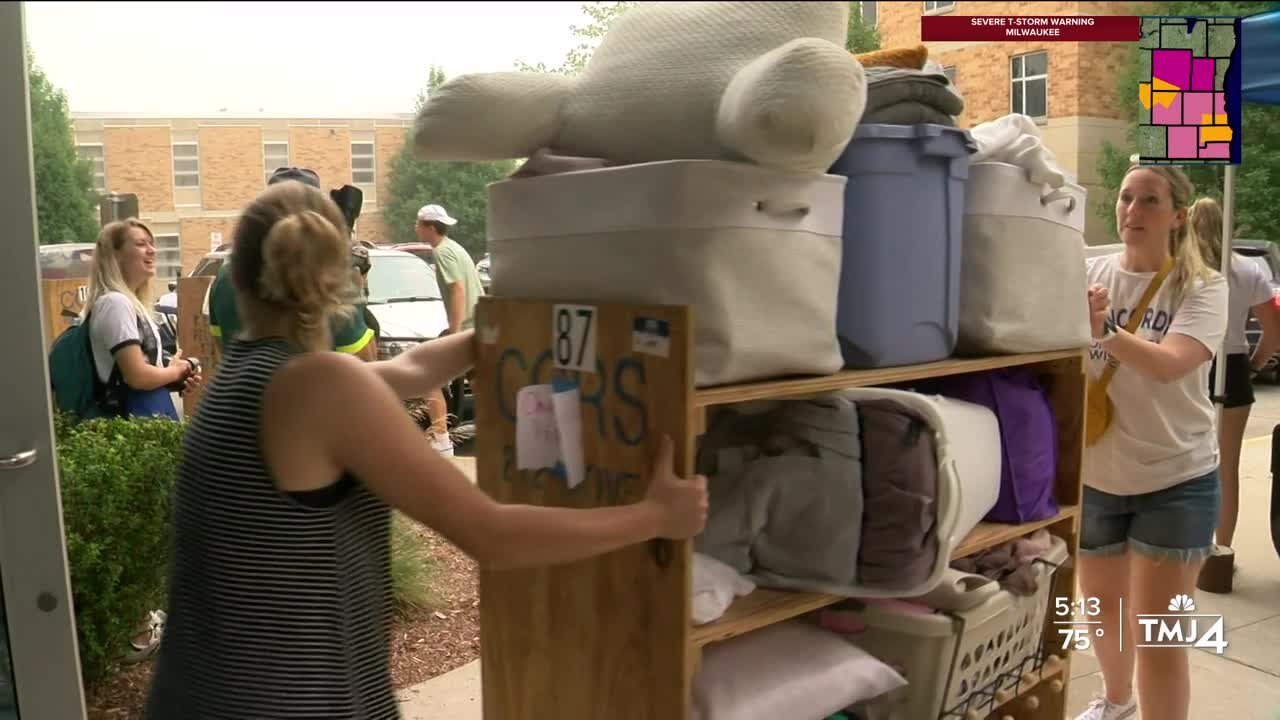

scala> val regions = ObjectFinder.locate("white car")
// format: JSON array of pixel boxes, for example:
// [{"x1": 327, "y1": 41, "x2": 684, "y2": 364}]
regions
[{"x1": 158, "y1": 248, "x2": 450, "y2": 358}]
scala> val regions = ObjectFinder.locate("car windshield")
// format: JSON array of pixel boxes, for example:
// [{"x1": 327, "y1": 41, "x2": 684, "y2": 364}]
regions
[
  {"x1": 38, "y1": 245, "x2": 95, "y2": 279},
  {"x1": 192, "y1": 257, "x2": 225, "y2": 276},
  {"x1": 366, "y1": 255, "x2": 442, "y2": 304}
]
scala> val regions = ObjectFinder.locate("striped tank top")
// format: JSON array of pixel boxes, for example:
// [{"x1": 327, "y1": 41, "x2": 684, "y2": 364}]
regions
[{"x1": 146, "y1": 337, "x2": 398, "y2": 719}]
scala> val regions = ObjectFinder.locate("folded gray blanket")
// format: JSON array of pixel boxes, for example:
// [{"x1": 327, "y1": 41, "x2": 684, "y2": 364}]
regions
[
  {"x1": 865, "y1": 76, "x2": 965, "y2": 117},
  {"x1": 862, "y1": 103, "x2": 957, "y2": 127}
]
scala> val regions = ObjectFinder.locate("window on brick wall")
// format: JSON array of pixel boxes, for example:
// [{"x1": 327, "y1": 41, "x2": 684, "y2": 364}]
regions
[
  {"x1": 263, "y1": 142, "x2": 289, "y2": 183},
  {"x1": 173, "y1": 143, "x2": 200, "y2": 188},
  {"x1": 1011, "y1": 51, "x2": 1048, "y2": 120},
  {"x1": 77, "y1": 144, "x2": 106, "y2": 193},
  {"x1": 923, "y1": 1, "x2": 954, "y2": 12},
  {"x1": 855, "y1": 2, "x2": 877, "y2": 25},
  {"x1": 352, "y1": 142, "x2": 375, "y2": 185},
  {"x1": 154, "y1": 234, "x2": 182, "y2": 280}
]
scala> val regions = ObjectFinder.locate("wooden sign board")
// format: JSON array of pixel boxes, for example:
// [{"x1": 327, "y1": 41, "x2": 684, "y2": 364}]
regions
[
  {"x1": 41, "y1": 278, "x2": 90, "y2": 350},
  {"x1": 473, "y1": 296, "x2": 694, "y2": 720},
  {"x1": 177, "y1": 276, "x2": 217, "y2": 418}
]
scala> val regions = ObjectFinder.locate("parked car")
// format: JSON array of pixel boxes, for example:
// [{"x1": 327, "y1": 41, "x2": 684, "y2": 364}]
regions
[
  {"x1": 1233, "y1": 240, "x2": 1280, "y2": 382},
  {"x1": 382, "y1": 242, "x2": 435, "y2": 268},
  {"x1": 37, "y1": 243, "x2": 96, "y2": 279}
]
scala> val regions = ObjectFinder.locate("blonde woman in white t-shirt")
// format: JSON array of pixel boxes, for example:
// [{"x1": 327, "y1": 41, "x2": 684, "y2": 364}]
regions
[
  {"x1": 1189, "y1": 197, "x2": 1280, "y2": 593},
  {"x1": 1075, "y1": 165, "x2": 1228, "y2": 720}
]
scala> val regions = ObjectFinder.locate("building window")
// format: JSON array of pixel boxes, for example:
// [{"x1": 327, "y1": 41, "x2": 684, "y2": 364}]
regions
[
  {"x1": 263, "y1": 142, "x2": 289, "y2": 183},
  {"x1": 154, "y1": 234, "x2": 181, "y2": 280},
  {"x1": 923, "y1": 1, "x2": 955, "y2": 12},
  {"x1": 943, "y1": 66, "x2": 957, "y2": 85},
  {"x1": 172, "y1": 143, "x2": 200, "y2": 188},
  {"x1": 351, "y1": 142, "x2": 375, "y2": 185},
  {"x1": 1011, "y1": 52, "x2": 1048, "y2": 119},
  {"x1": 855, "y1": 2, "x2": 877, "y2": 26},
  {"x1": 77, "y1": 144, "x2": 106, "y2": 193}
]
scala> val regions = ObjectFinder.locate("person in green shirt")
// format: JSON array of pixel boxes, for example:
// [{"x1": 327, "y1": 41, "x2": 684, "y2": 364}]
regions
[
  {"x1": 415, "y1": 204, "x2": 484, "y2": 333},
  {"x1": 205, "y1": 167, "x2": 376, "y2": 361},
  {"x1": 413, "y1": 204, "x2": 486, "y2": 455}
]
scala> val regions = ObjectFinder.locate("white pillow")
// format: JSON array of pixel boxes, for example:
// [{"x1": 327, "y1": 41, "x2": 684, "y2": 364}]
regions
[{"x1": 692, "y1": 621, "x2": 906, "y2": 720}]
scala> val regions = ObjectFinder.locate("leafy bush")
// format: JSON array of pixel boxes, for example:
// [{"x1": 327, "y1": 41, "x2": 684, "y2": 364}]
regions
[
  {"x1": 55, "y1": 413, "x2": 184, "y2": 683},
  {"x1": 390, "y1": 512, "x2": 437, "y2": 613}
]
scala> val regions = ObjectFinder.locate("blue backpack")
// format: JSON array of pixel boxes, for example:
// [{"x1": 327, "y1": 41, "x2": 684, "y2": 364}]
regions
[{"x1": 48, "y1": 311, "x2": 126, "y2": 421}]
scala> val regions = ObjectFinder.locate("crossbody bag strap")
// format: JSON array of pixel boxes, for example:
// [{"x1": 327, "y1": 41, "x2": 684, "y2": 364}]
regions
[{"x1": 1097, "y1": 256, "x2": 1175, "y2": 389}]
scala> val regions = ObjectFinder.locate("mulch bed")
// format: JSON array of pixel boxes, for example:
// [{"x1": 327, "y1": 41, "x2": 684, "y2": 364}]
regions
[{"x1": 85, "y1": 527, "x2": 480, "y2": 719}]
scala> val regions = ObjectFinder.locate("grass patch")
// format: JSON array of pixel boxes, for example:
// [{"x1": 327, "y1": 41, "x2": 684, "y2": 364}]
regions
[{"x1": 390, "y1": 512, "x2": 438, "y2": 614}]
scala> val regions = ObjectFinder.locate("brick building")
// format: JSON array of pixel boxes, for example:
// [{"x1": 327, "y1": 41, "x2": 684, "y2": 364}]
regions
[
  {"x1": 865, "y1": 0, "x2": 1156, "y2": 243},
  {"x1": 71, "y1": 112, "x2": 414, "y2": 279}
]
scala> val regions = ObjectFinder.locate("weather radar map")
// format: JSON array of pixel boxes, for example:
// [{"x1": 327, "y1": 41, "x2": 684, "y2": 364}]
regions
[{"x1": 1137, "y1": 16, "x2": 1243, "y2": 164}]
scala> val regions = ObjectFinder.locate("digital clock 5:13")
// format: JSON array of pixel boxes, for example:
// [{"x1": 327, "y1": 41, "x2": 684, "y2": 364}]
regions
[{"x1": 1056, "y1": 596, "x2": 1102, "y2": 617}]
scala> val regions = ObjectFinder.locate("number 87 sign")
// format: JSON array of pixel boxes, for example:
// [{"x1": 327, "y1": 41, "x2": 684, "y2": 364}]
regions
[{"x1": 552, "y1": 304, "x2": 598, "y2": 373}]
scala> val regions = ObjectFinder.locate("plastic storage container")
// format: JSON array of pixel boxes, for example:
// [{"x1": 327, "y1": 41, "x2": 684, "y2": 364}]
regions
[
  {"x1": 486, "y1": 159, "x2": 847, "y2": 387},
  {"x1": 828, "y1": 124, "x2": 976, "y2": 369},
  {"x1": 845, "y1": 535, "x2": 1069, "y2": 720}
]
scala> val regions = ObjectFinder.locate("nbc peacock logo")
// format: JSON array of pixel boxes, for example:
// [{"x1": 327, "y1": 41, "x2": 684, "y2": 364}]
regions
[{"x1": 1136, "y1": 594, "x2": 1227, "y2": 654}]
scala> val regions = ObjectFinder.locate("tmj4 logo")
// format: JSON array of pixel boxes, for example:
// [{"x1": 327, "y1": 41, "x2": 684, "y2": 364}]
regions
[{"x1": 1136, "y1": 594, "x2": 1227, "y2": 654}]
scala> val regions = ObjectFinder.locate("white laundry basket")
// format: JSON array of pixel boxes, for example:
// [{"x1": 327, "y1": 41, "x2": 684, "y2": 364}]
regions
[
  {"x1": 956, "y1": 162, "x2": 1092, "y2": 355},
  {"x1": 485, "y1": 159, "x2": 847, "y2": 387},
  {"x1": 847, "y1": 534, "x2": 1070, "y2": 720}
]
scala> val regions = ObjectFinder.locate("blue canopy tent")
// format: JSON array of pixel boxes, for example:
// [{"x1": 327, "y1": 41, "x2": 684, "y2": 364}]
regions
[
  {"x1": 1233, "y1": 8, "x2": 1280, "y2": 558},
  {"x1": 1213, "y1": 10, "x2": 1279, "y2": 398}
]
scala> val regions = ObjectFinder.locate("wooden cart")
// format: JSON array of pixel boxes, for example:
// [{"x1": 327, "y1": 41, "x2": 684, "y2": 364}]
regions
[{"x1": 473, "y1": 296, "x2": 1084, "y2": 720}]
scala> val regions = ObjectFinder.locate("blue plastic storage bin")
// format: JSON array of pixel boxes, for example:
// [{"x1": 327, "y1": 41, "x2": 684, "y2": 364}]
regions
[{"x1": 828, "y1": 124, "x2": 976, "y2": 369}]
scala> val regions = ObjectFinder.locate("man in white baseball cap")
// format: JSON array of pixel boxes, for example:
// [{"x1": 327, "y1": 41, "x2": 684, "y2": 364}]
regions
[{"x1": 414, "y1": 203, "x2": 485, "y2": 456}]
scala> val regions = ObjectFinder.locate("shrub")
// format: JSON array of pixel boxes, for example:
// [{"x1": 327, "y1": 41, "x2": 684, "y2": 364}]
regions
[
  {"x1": 389, "y1": 512, "x2": 437, "y2": 613},
  {"x1": 55, "y1": 414, "x2": 184, "y2": 684}
]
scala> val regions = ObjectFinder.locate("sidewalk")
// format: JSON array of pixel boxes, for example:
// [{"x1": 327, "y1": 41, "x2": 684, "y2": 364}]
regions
[
  {"x1": 401, "y1": 441, "x2": 1280, "y2": 720},
  {"x1": 1066, "y1": 432, "x2": 1280, "y2": 719}
]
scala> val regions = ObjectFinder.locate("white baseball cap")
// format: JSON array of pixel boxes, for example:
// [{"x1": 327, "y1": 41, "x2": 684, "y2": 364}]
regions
[{"x1": 417, "y1": 204, "x2": 457, "y2": 226}]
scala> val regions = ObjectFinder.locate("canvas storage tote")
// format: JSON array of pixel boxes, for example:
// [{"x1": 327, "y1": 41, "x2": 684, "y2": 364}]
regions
[
  {"x1": 956, "y1": 161, "x2": 1092, "y2": 355},
  {"x1": 486, "y1": 159, "x2": 847, "y2": 387}
]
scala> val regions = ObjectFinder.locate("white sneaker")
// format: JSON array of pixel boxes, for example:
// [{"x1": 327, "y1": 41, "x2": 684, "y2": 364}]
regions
[
  {"x1": 1075, "y1": 693, "x2": 1137, "y2": 720},
  {"x1": 427, "y1": 431, "x2": 454, "y2": 457}
]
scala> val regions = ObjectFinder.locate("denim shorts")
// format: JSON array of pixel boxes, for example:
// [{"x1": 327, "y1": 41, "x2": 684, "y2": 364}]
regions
[{"x1": 1080, "y1": 468, "x2": 1220, "y2": 564}]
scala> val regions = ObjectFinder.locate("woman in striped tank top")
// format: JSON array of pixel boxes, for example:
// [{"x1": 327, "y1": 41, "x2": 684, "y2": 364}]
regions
[{"x1": 145, "y1": 181, "x2": 709, "y2": 719}]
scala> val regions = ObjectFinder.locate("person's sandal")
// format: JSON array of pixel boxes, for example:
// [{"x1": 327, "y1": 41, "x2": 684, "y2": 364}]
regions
[{"x1": 1197, "y1": 545, "x2": 1235, "y2": 594}]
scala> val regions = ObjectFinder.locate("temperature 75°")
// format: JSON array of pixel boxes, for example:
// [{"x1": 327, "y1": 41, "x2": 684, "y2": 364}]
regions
[{"x1": 1061, "y1": 627, "x2": 1104, "y2": 650}]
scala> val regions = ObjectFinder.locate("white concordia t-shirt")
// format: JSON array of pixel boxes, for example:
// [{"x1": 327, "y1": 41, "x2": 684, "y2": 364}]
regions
[
  {"x1": 1084, "y1": 253, "x2": 1229, "y2": 496},
  {"x1": 1224, "y1": 254, "x2": 1274, "y2": 355}
]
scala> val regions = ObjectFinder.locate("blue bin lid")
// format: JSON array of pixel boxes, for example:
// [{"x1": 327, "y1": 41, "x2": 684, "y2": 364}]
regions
[{"x1": 853, "y1": 123, "x2": 977, "y2": 154}]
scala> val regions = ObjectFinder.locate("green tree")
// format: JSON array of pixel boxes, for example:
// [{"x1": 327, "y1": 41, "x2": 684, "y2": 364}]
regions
[
  {"x1": 383, "y1": 65, "x2": 515, "y2": 258},
  {"x1": 1096, "y1": 2, "x2": 1280, "y2": 239},
  {"x1": 28, "y1": 51, "x2": 99, "y2": 245},
  {"x1": 847, "y1": 2, "x2": 881, "y2": 53},
  {"x1": 515, "y1": 2, "x2": 638, "y2": 75}
]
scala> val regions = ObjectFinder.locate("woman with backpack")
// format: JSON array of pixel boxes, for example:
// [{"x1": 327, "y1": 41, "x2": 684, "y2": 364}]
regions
[
  {"x1": 83, "y1": 218, "x2": 200, "y2": 421},
  {"x1": 82, "y1": 218, "x2": 202, "y2": 662}
]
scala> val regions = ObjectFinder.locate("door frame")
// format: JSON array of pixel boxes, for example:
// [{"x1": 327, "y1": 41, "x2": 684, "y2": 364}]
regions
[{"x1": 0, "y1": 1, "x2": 90, "y2": 717}]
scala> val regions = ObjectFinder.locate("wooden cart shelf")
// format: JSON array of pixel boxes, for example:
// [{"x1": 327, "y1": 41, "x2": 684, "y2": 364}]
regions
[
  {"x1": 690, "y1": 505, "x2": 1080, "y2": 651},
  {"x1": 694, "y1": 348, "x2": 1084, "y2": 408},
  {"x1": 474, "y1": 297, "x2": 1085, "y2": 720}
]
